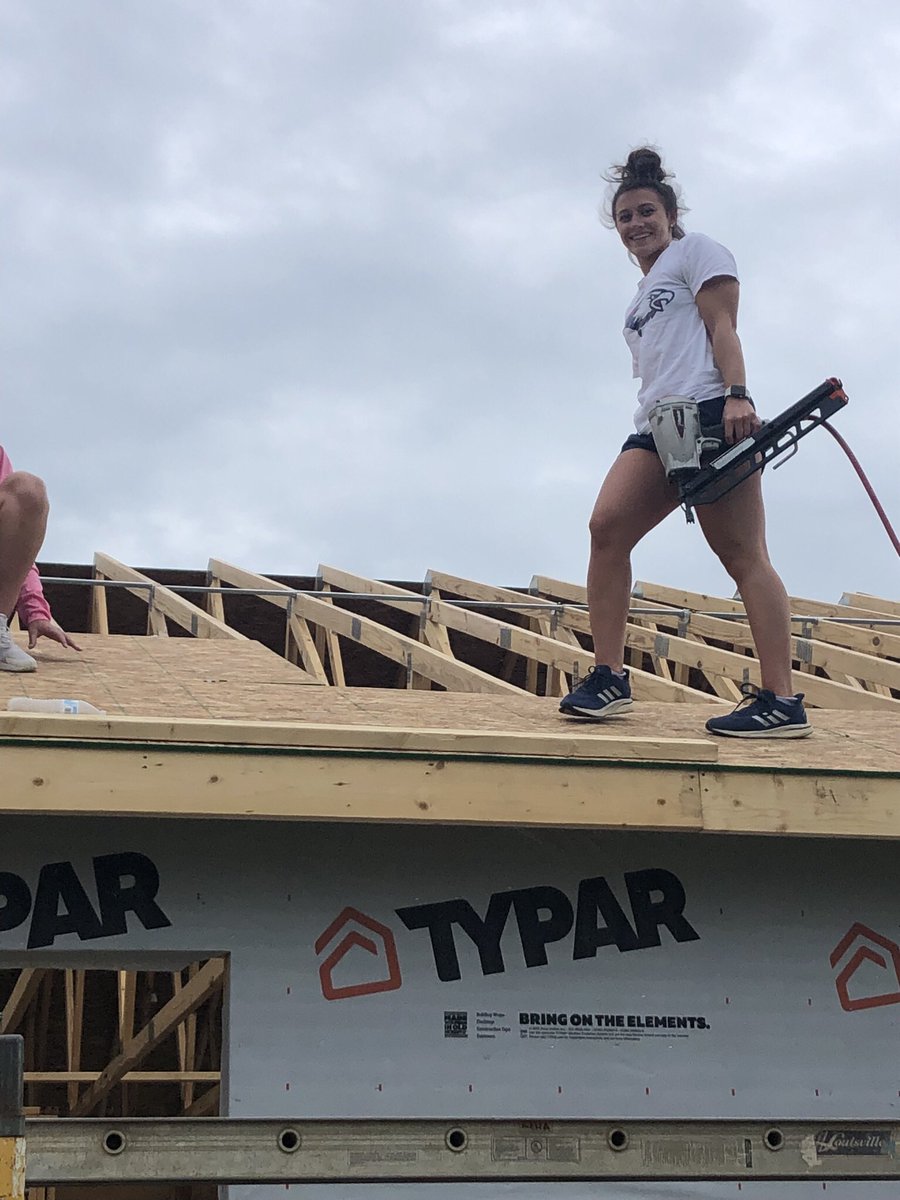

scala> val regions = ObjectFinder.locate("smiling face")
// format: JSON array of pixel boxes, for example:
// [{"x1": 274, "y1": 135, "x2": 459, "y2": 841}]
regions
[{"x1": 613, "y1": 187, "x2": 675, "y2": 271}]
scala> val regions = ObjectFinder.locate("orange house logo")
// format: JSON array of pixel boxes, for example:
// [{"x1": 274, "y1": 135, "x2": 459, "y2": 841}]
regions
[
  {"x1": 830, "y1": 923, "x2": 900, "y2": 1012},
  {"x1": 315, "y1": 907, "x2": 402, "y2": 1001}
]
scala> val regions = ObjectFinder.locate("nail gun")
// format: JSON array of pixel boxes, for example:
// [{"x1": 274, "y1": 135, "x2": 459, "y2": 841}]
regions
[{"x1": 649, "y1": 378, "x2": 849, "y2": 522}]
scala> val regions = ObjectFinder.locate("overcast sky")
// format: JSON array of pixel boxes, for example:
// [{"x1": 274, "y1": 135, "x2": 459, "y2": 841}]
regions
[{"x1": 2, "y1": 0, "x2": 898, "y2": 604}]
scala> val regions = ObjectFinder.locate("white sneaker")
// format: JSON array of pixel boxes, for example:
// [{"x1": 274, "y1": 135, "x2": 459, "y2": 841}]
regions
[{"x1": 0, "y1": 614, "x2": 37, "y2": 672}]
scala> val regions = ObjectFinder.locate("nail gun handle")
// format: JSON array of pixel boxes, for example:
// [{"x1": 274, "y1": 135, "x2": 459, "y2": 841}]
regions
[{"x1": 679, "y1": 376, "x2": 850, "y2": 515}]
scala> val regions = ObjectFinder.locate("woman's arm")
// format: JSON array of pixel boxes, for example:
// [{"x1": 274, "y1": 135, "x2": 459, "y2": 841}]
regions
[{"x1": 696, "y1": 276, "x2": 760, "y2": 444}]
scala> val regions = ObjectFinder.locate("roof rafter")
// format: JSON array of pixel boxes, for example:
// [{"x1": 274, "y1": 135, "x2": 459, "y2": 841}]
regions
[
  {"x1": 599, "y1": 583, "x2": 900, "y2": 695},
  {"x1": 531, "y1": 577, "x2": 899, "y2": 710},
  {"x1": 625, "y1": 580, "x2": 900, "y2": 663},
  {"x1": 94, "y1": 553, "x2": 247, "y2": 642},
  {"x1": 841, "y1": 592, "x2": 900, "y2": 617},
  {"x1": 319, "y1": 565, "x2": 718, "y2": 705},
  {"x1": 209, "y1": 559, "x2": 520, "y2": 694}
]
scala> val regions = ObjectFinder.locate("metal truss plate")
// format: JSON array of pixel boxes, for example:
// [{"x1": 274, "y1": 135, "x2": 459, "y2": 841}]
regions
[{"x1": 24, "y1": 1118, "x2": 900, "y2": 1184}]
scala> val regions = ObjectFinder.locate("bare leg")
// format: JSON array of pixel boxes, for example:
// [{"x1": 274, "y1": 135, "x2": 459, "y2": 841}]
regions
[
  {"x1": 0, "y1": 472, "x2": 49, "y2": 617},
  {"x1": 587, "y1": 450, "x2": 679, "y2": 669},
  {"x1": 696, "y1": 473, "x2": 793, "y2": 695}
]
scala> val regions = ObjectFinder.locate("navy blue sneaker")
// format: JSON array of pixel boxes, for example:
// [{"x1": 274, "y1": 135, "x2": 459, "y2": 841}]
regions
[
  {"x1": 559, "y1": 665, "x2": 633, "y2": 719},
  {"x1": 705, "y1": 684, "x2": 812, "y2": 739}
]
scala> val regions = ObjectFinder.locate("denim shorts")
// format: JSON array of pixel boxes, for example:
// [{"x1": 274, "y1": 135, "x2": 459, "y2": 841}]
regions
[{"x1": 621, "y1": 396, "x2": 729, "y2": 454}]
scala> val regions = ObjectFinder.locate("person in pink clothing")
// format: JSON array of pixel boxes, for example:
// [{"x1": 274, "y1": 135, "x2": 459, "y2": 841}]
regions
[{"x1": 0, "y1": 446, "x2": 80, "y2": 671}]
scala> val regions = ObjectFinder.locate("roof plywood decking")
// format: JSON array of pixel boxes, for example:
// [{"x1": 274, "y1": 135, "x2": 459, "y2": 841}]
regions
[
  {"x1": 1, "y1": 634, "x2": 321, "y2": 720},
  {"x1": 0, "y1": 555, "x2": 895, "y2": 837},
  {"x1": 0, "y1": 635, "x2": 714, "y2": 761},
  {"x1": 0, "y1": 643, "x2": 896, "y2": 774},
  {"x1": 0, "y1": 676, "x2": 898, "y2": 770}
]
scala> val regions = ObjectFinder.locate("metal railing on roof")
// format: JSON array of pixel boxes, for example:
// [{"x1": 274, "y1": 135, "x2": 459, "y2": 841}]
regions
[{"x1": 35, "y1": 577, "x2": 900, "y2": 626}]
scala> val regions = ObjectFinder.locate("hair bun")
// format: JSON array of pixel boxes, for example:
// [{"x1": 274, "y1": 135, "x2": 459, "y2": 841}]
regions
[
  {"x1": 624, "y1": 147, "x2": 665, "y2": 184},
  {"x1": 603, "y1": 146, "x2": 686, "y2": 238}
]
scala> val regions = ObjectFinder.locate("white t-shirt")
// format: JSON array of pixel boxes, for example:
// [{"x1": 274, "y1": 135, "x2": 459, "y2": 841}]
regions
[{"x1": 623, "y1": 232, "x2": 739, "y2": 433}]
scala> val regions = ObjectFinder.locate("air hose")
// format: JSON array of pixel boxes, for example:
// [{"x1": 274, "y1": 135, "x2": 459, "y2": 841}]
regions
[{"x1": 821, "y1": 421, "x2": 900, "y2": 558}]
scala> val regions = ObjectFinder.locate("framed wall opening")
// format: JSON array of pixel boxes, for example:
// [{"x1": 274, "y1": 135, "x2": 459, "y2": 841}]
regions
[{"x1": 0, "y1": 952, "x2": 227, "y2": 1200}]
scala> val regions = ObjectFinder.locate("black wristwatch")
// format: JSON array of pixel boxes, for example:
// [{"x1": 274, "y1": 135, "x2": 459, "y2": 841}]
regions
[{"x1": 723, "y1": 385, "x2": 750, "y2": 401}]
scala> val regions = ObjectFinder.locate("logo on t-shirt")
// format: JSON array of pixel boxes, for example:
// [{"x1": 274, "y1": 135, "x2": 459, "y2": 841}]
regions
[{"x1": 627, "y1": 288, "x2": 675, "y2": 338}]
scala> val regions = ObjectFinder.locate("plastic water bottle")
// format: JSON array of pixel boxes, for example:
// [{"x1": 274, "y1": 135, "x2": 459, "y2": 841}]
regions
[{"x1": 7, "y1": 697, "x2": 107, "y2": 715}]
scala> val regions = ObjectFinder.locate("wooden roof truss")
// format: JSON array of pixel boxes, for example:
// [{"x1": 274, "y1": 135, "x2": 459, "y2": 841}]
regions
[{"x1": 84, "y1": 554, "x2": 899, "y2": 709}]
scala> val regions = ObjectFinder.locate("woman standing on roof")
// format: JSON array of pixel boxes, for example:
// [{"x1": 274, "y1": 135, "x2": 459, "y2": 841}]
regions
[{"x1": 559, "y1": 147, "x2": 809, "y2": 738}]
